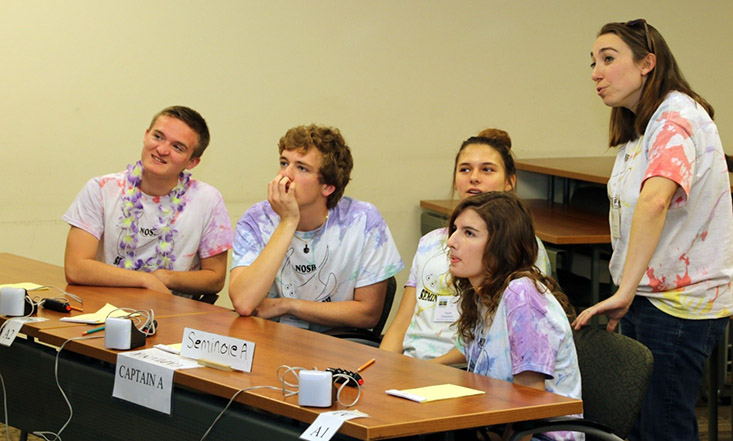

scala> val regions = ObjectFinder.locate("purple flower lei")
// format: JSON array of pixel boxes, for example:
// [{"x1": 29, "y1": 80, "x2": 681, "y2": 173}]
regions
[{"x1": 117, "y1": 161, "x2": 190, "y2": 271}]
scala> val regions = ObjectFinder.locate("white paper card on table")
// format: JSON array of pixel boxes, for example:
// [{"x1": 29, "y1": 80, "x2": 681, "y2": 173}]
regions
[
  {"x1": 145, "y1": 346, "x2": 199, "y2": 370},
  {"x1": 385, "y1": 389, "x2": 427, "y2": 403},
  {"x1": 0, "y1": 283, "x2": 47, "y2": 291},
  {"x1": 113, "y1": 349, "x2": 176, "y2": 414},
  {"x1": 299, "y1": 410, "x2": 368, "y2": 441},
  {"x1": 135, "y1": 347, "x2": 200, "y2": 370},
  {"x1": 17, "y1": 317, "x2": 49, "y2": 323},
  {"x1": 60, "y1": 303, "x2": 129, "y2": 324},
  {"x1": 180, "y1": 327, "x2": 255, "y2": 372},
  {"x1": 0, "y1": 319, "x2": 23, "y2": 347},
  {"x1": 154, "y1": 343, "x2": 182, "y2": 355}
]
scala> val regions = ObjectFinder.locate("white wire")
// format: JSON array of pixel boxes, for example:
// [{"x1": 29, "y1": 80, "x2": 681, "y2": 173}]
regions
[
  {"x1": 30, "y1": 308, "x2": 153, "y2": 440},
  {"x1": 200, "y1": 365, "x2": 308, "y2": 440},
  {"x1": 331, "y1": 374, "x2": 361, "y2": 407},
  {"x1": 105, "y1": 308, "x2": 156, "y2": 336},
  {"x1": 31, "y1": 335, "x2": 104, "y2": 441},
  {"x1": 0, "y1": 369, "x2": 10, "y2": 441},
  {"x1": 198, "y1": 385, "x2": 283, "y2": 440},
  {"x1": 29, "y1": 286, "x2": 83, "y2": 306},
  {"x1": 1, "y1": 317, "x2": 35, "y2": 439},
  {"x1": 199, "y1": 365, "x2": 362, "y2": 440},
  {"x1": 0, "y1": 318, "x2": 13, "y2": 441}
]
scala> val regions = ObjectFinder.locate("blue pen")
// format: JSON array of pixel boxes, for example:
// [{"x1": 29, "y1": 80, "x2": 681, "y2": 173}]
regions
[{"x1": 82, "y1": 325, "x2": 105, "y2": 336}]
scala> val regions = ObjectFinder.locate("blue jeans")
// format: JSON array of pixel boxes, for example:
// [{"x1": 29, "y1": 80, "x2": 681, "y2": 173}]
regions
[{"x1": 621, "y1": 296, "x2": 728, "y2": 441}]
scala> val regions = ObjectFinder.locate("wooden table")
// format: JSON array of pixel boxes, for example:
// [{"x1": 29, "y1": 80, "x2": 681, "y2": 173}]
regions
[
  {"x1": 1, "y1": 253, "x2": 583, "y2": 440},
  {"x1": 516, "y1": 156, "x2": 615, "y2": 204},
  {"x1": 420, "y1": 199, "x2": 610, "y2": 245},
  {"x1": 516, "y1": 156, "x2": 733, "y2": 202},
  {"x1": 0, "y1": 253, "x2": 223, "y2": 337},
  {"x1": 516, "y1": 156, "x2": 616, "y2": 185}
]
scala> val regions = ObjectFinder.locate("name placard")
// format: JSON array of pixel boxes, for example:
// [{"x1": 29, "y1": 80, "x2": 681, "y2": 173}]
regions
[
  {"x1": 180, "y1": 327, "x2": 255, "y2": 372},
  {"x1": 113, "y1": 350, "x2": 175, "y2": 414}
]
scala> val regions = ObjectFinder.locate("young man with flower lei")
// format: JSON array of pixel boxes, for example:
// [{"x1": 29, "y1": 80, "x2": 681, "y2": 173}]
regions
[
  {"x1": 229, "y1": 124, "x2": 403, "y2": 332},
  {"x1": 63, "y1": 106, "x2": 232, "y2": 297}
]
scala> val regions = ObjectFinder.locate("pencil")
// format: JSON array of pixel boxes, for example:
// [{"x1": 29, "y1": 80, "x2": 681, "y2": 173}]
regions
[
  {"x1": 82, "y1": 325, "x2": 105, "y2": 336},
  {"x1": 198, "y1": 358, "x2": 233, "y2": 372},
  {"x1": 70, "y1": 305, "x2": 84, "y2": 312},
  {"x1": 357, "y1": 358, "x2": 375, "y2": 372}
]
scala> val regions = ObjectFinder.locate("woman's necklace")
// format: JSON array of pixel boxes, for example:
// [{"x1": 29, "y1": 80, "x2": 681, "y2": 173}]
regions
[
  {"x1": 117, "y1": 161, "x2": 190, "y2": 270},
  {"x1": 292, "y1": 214, "x2": 329, "y2": 254}
]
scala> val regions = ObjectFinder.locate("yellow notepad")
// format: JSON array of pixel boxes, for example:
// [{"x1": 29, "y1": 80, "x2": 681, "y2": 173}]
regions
[{"x1": 386, "y1": 384, "x2": 485, "y2": 403}]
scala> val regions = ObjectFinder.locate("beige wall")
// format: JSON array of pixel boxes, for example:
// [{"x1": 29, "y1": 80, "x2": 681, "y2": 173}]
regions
[{"x1": 2, "y1": 1, "x2": 731, "y2": 316}]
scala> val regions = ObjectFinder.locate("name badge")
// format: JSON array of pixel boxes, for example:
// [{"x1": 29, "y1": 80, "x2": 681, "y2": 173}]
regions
[
  {"x1": 433, "y1": 295, "x2": 460, "y2": 323},
  {"x1": 180, "y1": 328, "x2": 255, "y2": 372},
  {"x1": 610, "y1": 197, "x2": 621, "y2": 240}
]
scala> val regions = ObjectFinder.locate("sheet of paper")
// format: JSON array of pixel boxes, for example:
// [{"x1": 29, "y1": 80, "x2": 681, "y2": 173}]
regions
[
  {"x1": 113, "y1": 350, "x2": 176, "y2": 414},
  {"x1": 59, "y1": 303, "x2": 128, "y2": 324},
  {"x1": 0, "y1": 282, "x2": 47, "y2": 291},
  {"x1": 299, "y1": 410, "x2": 368, "y2": 441},
  {"x1": 154, "y1": 343, "x2": 182, "y2": 355},
  {"x1": 386, "y1": 384, "x2": 485, "y2": 403},
  {"x1": 180, "y1": 327, "x2": 255, "y2": 372},
  {"x1": 0, "y1": 319, "x2": 24, "y2": 347},
  {"x1": 128, "y1": 347, "x2": 199, "y2": 370}
]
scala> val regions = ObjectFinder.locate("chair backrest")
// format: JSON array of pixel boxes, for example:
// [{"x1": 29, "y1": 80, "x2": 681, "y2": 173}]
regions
[
  {"x1": 172, "y1": 292, "x2": 219, "y2": 304},
  {"x1": 372, "y1": 276, "x2": 397, "y2": 338},
  {"x1": 322, "y1": 276, "x2": 397, "y2": 345},
  {"x1": 573, "y1": 327, "x2": 653, "y2": 439},
  {"x1": 570, "y1": 183, "x2": 609, "y2": 216}
]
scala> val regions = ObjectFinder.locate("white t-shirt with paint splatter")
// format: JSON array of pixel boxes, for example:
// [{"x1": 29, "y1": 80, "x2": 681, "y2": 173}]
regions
[{"x1": 608, "y1": 91, "x2": 733, "y2": 319}]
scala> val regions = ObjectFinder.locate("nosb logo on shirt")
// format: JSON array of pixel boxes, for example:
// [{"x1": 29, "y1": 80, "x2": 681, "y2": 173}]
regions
[
  {"x1": 294, "y1": 264, "x2": 317, "y2": 274},
  {"x1": 139, "y1": 227, "x2": 157, "y2": 237}
]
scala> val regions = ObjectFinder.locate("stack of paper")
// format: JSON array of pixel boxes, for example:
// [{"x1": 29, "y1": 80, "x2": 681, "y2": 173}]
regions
[{"x1": 386, "y1": 384, "x2": 485, "y2": 403}]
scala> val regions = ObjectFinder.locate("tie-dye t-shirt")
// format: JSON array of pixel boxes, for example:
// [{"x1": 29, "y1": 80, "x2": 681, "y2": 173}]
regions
[
  {"x1": 402, "y1": 227, "x2": 552, "y2": 360},
  {"x1": 458, "y1": 277, "x2": 583, "y2": 441},
  {"x1": 607, "y1": 91, "x2": 733, "y2": 319},
  {"x1": 231, "y1": 196, "x2": 404, "y2": 332},
  {"x1": 63, "y1": 172, "x2": 233, "y2": 272}
]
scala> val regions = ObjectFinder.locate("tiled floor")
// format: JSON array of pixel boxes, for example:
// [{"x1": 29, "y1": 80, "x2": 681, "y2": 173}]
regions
[{"x1": 698, "y1": 400, "x2": 732, "y2": 441}]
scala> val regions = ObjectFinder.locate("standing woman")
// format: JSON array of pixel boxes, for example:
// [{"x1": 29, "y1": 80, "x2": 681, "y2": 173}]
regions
[
  {"x1": 380, "y1": 129, "x2": 551, "y2": 359},
  {"x1": 573, "y1": 20, "x2": 733, "y2": 440}
]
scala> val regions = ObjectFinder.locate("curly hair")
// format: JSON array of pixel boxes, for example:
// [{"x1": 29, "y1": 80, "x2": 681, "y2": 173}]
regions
[
  {"x1": 448, "y1": 192, "x2": 573, "y2": 343},
  {"x1": 278, "y1": 124, "x2": 354, "y2": 209},
  {"x1": 450, "y1": 128, "x2": 516, "y2": 198},
  {"x1": 598, "y1": 20, "x2": 714, "y2": 147},
  {"x1": 149, "y1": 106, "x2": 210, "y2": 159}
]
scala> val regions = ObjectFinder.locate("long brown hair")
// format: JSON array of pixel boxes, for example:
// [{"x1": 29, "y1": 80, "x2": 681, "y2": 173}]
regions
[
  {"x1": 448, "y1": 192, "x2": 572, "y2": 342},
  {"x1": 599, "y1": 20, "x2": 714, "y2": 147}
]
